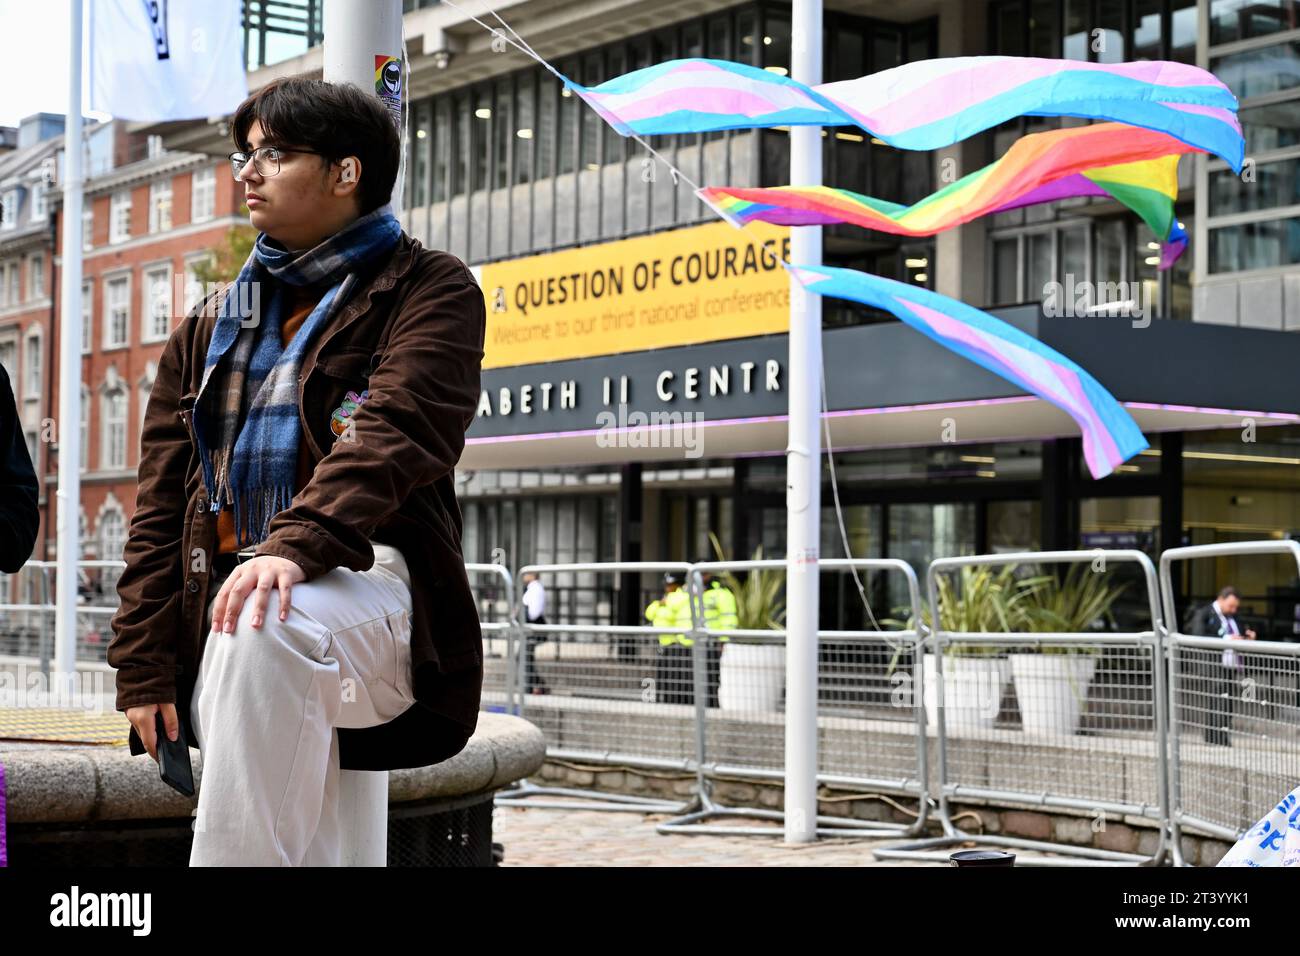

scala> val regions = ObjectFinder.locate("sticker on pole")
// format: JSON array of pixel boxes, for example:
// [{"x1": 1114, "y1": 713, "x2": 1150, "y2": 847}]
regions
[{"x1": 374, "y1": 55, "x2": 402, "y2": 129}]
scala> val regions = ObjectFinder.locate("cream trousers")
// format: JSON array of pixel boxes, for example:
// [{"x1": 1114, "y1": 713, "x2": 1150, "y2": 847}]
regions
[{"x1": 188, "y1": 542, "x2": 415, "y2": 866}]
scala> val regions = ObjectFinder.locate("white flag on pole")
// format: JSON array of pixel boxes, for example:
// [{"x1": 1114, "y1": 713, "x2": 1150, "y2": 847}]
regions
[{"x1": 89, "y1": 0, "x2": 248, "y2": 121}]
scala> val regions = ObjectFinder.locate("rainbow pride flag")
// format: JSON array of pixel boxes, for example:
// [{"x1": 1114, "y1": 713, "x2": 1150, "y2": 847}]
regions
[
  {"x1": 565, "y1": 56, "x2": 1244, "y2": 171},
  {"x1": 786, "y1": 263, "x2": 1149, "y2": 479},
  {"x1": 699, "y1": 123, "x2": 1194, "y2": 268}
]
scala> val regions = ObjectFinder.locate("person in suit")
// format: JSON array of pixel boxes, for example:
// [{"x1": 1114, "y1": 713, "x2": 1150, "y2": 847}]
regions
[
  {"x1": 1188, "y1": 585, "x2": 1256, "y2": 746},
  {"x1": 520, "y1": 571, "x2": 549, "y2": 694}
]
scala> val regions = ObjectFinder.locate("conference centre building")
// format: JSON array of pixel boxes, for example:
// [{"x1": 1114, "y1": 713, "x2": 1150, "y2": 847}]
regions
[{"x1": 145, "y1": 0, "x2": 1300, "y2": 632}]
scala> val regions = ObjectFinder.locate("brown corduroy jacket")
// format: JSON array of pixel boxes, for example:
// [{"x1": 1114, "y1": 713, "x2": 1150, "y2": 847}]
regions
[{"x1": 106, "y1": 231, "x2": 487, "y2": 771}]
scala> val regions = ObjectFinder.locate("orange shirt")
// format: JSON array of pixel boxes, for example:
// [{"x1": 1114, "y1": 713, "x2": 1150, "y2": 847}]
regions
[{"x1": 215, "y1": 284, "x2": 320, "y2": 554}]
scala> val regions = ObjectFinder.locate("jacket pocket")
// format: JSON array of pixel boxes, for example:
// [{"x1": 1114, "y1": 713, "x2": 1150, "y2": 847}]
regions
[
  {"x1": 314, "y1": 347, "x2": 374, "y2": 388},
  {"x1": 313, "y1": 348, "x2": 376, "y2": 447}
]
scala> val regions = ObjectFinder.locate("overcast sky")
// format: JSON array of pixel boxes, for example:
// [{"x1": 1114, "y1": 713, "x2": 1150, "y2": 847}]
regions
[{"x1": 0, "y1": 1, "x2": 110, "y2": 128}]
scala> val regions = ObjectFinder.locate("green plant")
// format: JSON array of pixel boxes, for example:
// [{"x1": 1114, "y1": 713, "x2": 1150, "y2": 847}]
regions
[
  {"x1": 190, "y1": 224, "x2": 258, "y2": 287},
  {"x1": 882, "y1": 564, "x2": 1055, "y2": 663},
  {"x1": 706, "y1": 531, "x2": 785, "y2": 639},
  {"x1": 882, "y1": 561, "x2": 1129, "y2": 673},
  {"x1": 1015, "y1": 563, "x2": 1129, "y2": 656}
]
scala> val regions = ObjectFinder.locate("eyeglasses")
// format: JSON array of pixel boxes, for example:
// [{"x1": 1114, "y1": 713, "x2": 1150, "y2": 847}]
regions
[{"x1": 228, "y1": 145, "x2": 329, "y2": 180}]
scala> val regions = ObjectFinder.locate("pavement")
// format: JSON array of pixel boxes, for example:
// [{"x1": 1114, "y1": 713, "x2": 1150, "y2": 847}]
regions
[{"x1": 492, "y1": 802, "x2": 941, "y2": 866}]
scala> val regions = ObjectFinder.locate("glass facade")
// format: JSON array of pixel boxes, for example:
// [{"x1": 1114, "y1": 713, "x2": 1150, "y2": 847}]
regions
[
  {"x1": 400, "y1": 2, "x2": 938, "y2": 332},
  {"x1": 242, "y1": 0, "x2": 322, "y2": 70},
  {"x1": 362, "y1": 1, "x2": 1300, "y2": 634},
  {"x1": 1206, "y1": 1, "x2": 1300, "y2": 275},
  {"x1": 462, "y1": 492, "x2": 619, "y2": 626},
  {"x1": 987, "y1": 0, "x2": 1205, "y2": 317}
]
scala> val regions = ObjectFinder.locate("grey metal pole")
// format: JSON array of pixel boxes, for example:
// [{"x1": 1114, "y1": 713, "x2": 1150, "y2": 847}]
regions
[
  {"x1": 322, "y1": 0, "x2": 405, "y2": 866},
  {"x1": 322, "y1": 0, "x2": 405, "y2": 207},
  {"x1": 784, "y1": 0, "x2": 823, "y2": 845},
  {"x1": 55, "y1": 0, "x2": 85, "y2": 696}
]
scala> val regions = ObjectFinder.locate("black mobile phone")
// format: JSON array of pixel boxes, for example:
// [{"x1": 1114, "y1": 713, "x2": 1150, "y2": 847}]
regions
[{"x1": 156, "y1": 709, "x2": 195, "y2": 797}]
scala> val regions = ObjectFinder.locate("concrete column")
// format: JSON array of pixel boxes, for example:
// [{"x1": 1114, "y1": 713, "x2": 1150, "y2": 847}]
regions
[{"x1": 934, "y1": 0, "x2": 989, "y2": 306}]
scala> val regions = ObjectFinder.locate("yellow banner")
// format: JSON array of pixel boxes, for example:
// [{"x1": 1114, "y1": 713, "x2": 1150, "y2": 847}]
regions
[{"x1": 479, "y1": 221, "x2": 792, "y2": 369}]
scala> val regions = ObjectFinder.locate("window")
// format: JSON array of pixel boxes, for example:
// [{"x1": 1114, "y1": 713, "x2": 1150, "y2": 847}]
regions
[
  {"x1": 473, "y1": 87, "x2": 492, "y2": 191},
  {"x1": 149, "y1": 179, "x2": 172, "y2": 233},
  {"x1": 453, "y1": 92, "x2": 470, "y2": 195},
  {"x1": 433, "y1": 99, "x2": 450, "y2": 203},
  {"x1": 104, "y1": 274, "x2": 130, "y2": 348},
  {"x1": 1216, "y1": 40, "x2": 1300, "y2": 100},
  {"x1": 98, "y1": 506, "x2": 126, "y2": 592},
  {"x1": 1239, "y1": 101, "x2": 1300, "y2": 154},
  {"x1": 109, "y1": 190, "x2": 131, "y2": 243},
  {"x1": 1211, "y1": 156, "x2": 1300, "y2": 215},
  {"x1": 100, "y1": 388, "x2": 127, "y2": 469},
  {"x1": 4, "y1": 261, "x2": 17, "y2": 306},
  {"x1": 1207, "y1": 8, "x2": 1300, "y2": 276},
  {"x1": 556, "y1": 67, "x2": 575, "y2": 177},
  {"x1": 0, "y1": 190, "x2": 16, "y2": 230},
  {"x1": 494, "y1": 76, "x2": 513, "y2": 190},
  {"x1": 532, "y1": 74, "x2": 554, "y2": 186},
  {"x1": 412, "y1": 101, "x2": 431, "y2": 207},
  {"x1": 81, "y1": 280, "x2": 92, "y2": 354},
  {"x1": 1211, "y1": 0, "x2": 1300, "y2": 44},
  {"x1": 142, "y1": 264, "x2": 172, "y2": 341},
  {"x1": 993, "y1": 238, "x2": 1019, "y2": 304},
  {"x1": 191, "y1": 167, "x2": 215, "y2": 222},
  {"x1": 1061, "y1": 226, "x2": 1088, "y2": 282},
  {"x1": 24, "y1": 334, "x2": 39, "y2": 398},
  {"x1": 30, "y1": 181, "x2": 47, "y2": 222},
  {"x1": 28, "y1": 252, "x2": 43, "y2": 300},
  {"x1": 82, "y1": 205, "x2": 93, "y2": 251},
  {"x1": 1095, "y1": 218, "x2": 1126, "y2": 289},
  {"x1": 515, "y1": 71, "x2": 535, "y2": 184},
  {"x1": 80, "y1": 383, "x2": 90, "y2": 471},
  {"x1": 1025, "y1": 231, "x2": 1053, "y2": 299},
  {"x1": 1210, "y1": 218, "x2": 1300, "y2": 271},
  {"x1": 579, "y1": 54, "x2": 601, "y2": 172}
]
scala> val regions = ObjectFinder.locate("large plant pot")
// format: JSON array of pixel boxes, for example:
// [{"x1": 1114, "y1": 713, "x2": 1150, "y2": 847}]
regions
[
  {"x1": 1010, "y1": 653, "x2": 1099, "y2": 737},
  {"x1": 922, "y1": 653, "x2": 1011, "y2": 731},
  {"x1": 718, "y1": 643, "x2": 785, "y2": 711}
]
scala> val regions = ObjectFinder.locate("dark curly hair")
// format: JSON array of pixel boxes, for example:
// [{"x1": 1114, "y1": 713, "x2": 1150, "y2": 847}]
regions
[{"x1": 231, "y1": 75, "x2": 400, "y2": 215}]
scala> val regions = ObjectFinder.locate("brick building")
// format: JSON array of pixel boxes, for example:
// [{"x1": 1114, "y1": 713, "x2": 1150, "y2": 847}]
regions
[{"x1": 0, "y1": 112, "x2": 244, "y2": 604}]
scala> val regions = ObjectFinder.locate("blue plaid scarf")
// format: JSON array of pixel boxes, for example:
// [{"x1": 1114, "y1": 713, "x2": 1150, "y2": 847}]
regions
[{"x1": 192, "y1": 204, "x2": 402, "y2": 548}]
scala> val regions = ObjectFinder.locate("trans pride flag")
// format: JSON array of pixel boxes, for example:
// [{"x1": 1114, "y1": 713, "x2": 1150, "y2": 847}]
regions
[
  {"x1": 786, "y1": 264, "x2": 1149, "y2": 479},
  {"x1": 565, "y1": 56, "x2": 1244, "y2": 171},
  {"x1": 700, "y1": 123, "x2": 1195, "y2": 267}
]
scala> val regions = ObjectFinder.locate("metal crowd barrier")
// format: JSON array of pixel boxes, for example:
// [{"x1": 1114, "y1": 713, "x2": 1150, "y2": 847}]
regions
[
  {"x1": 1159, "y1": 540, "x2": 1300, "y2": 866},
  {"x1": 655, "y1": 558, "x2": 931, "y2": 839},
  {"x1": 464, "y1": 563, "x2": 518, "y2": 718},
  {"x1": 0, "y1": 559, "x2": 125, "y2": 672},
  {"x1": 491, "y1": 562, "x2": 696, "y2": 814},
  {"x1": 11, "y1": 542, "x2": 1300, "y2": 864},
  {"x1": 873, "y1": 549, "x2": 1170, "y2": 866},
  {"x1": 490, "y1": 557, "x2": 932, "y2": 836}
]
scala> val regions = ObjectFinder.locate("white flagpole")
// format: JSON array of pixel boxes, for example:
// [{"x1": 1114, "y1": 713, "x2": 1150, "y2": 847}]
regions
[
  {"x1": 319, "y1": 0, "x2": 404, "y2": 868},
  {"x1": 322, "y1": 0, "x2": 405, "y2": 205},
  {"x1": 784, "y1": 0, "x2": 823, "y2": 845},
  {"x1": 55, "y1": 0, "x2": 85, "y2": 695}
]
